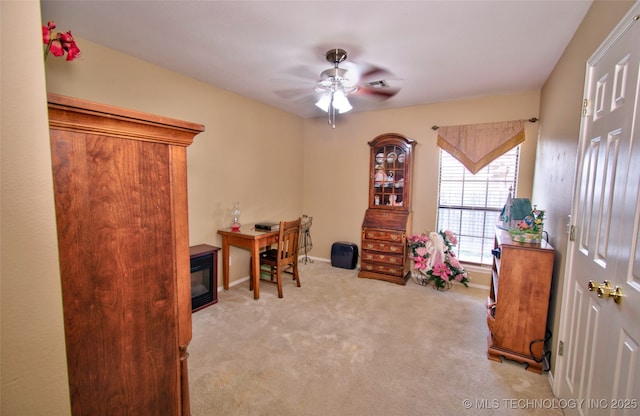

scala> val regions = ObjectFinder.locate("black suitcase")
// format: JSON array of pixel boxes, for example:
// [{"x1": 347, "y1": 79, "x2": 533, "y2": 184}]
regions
[{"x1": 331, "y1": 242, "x2": 358, "y2": 269}]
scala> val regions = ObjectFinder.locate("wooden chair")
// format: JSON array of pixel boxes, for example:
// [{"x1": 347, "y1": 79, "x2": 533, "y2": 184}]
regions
[{"x1": 250, "y1": 218, "x2": 302, "y2": 298}]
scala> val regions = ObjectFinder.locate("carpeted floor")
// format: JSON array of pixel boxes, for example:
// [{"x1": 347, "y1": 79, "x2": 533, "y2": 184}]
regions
[{"x1": 188, "y1": 260, "x2": 562, "y2": 416}]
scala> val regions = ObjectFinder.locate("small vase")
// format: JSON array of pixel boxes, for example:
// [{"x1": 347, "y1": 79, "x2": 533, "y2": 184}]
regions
[{"x1": 230, "y1": 202, "x2": 241, "y2": 232}]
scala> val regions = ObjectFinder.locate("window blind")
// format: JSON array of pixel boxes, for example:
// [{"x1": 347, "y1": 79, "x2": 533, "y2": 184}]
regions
[{"x1": 437, "y1": 146, "x2": 519, "y2": 265}]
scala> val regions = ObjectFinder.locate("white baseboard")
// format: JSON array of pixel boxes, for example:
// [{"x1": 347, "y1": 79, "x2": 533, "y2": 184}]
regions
[
  {"x1": 462, "y1": 263, "x2": 491, "y2": 274},
  {"x1": 300, "y1": 256, "x2": 330, "y2": 264},
  {"x1": 466, "y1": 282, "x2": 490, "y2": 290}
]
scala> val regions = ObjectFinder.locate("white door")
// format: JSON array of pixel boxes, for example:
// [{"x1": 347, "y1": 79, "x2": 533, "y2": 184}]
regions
[{"x1": 557, "y1": 5, "x2": 640, "y2": 416}]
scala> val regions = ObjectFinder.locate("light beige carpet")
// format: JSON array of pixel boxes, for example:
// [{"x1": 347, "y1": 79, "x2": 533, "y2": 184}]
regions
[{"x1": 189, "y1": 260, "x2": 561, "y2": 416}]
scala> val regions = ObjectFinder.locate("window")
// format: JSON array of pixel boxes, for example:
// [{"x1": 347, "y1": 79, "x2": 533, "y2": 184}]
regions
[{"x1": 437, "y1": 146, "x2": 520, "y2": 265}]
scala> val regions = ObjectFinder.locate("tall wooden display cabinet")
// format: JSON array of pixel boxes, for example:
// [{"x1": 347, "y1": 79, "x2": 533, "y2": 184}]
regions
[
  {"x1": 48, "y1": 94, "x2": 204, "y2": 415},
  {"x1": 359, "y1": 133, "x2": 416, "y2": 285}
]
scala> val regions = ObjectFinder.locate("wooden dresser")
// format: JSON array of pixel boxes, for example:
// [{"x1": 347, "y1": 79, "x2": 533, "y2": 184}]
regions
[
  {"x1": 487, "y1": 226, "x2": 555, "y2": 373},
  {"x1": 48, "y1": 94, "x2": 204, "y2": 415},
  {"x1": 358, "y1": 133, "x2": 415, "y2": 285}
]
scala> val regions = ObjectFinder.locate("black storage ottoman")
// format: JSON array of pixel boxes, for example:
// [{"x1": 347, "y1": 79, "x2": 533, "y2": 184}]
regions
[{"x1": 331, "y1": 242, "x2": 358, "y2": 269}]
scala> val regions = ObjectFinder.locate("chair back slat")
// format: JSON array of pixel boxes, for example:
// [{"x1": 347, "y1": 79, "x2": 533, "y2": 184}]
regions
[{"x1": 277, "y1": 218, "x2": 301, "y2": 265}]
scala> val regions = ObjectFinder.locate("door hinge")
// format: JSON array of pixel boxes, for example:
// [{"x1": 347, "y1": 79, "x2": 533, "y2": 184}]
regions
[
  {"x1": 569, "y1": 225, "x2": 576, "y2": 241},
  {"x1": 582, "y1": 98, "x2": 590, "y2": 117},
  {"x1": 559, "y1": 340, "x2": 564, "y2": 356}
]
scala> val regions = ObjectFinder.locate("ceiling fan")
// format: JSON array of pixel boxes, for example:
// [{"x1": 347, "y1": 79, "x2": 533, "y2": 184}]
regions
[{"x1": 297, "y1": 48, "x2": 401, "y2": 128}]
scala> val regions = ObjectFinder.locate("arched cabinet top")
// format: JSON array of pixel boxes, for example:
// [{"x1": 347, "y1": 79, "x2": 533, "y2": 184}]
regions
[{"x1": 368, "y1": 132, "x2": 416, "y2": 149}]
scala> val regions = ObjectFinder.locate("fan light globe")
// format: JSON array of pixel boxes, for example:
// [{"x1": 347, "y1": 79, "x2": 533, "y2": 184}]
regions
[
  {"x1": 315, "y1": 94, "x2": 331, "y2": 112},
  {"x1": 315, "y1": 91, "x2": 352, "y2": 114},
  {"x1": 333, "y1": 90, "x2": 352, "y2": 113}
]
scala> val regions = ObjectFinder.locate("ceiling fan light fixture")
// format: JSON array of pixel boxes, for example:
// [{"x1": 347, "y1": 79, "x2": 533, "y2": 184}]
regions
[
  {"x1": 314, "y1": 90, "x2": 352, "y2": 114},
  {"x1": 315, "y1": 48, "x2": 395, "y2": 127},
  {"x1": 333, "y1": 90, "x2": 352, "y2": 113},
  {"x1": 315, "y1": 94, "x2": 331, "y2": 112}
]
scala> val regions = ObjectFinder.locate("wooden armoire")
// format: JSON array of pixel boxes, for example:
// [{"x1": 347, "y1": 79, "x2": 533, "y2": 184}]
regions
[{"x1": 48, "y1": 94, "x2": 204, "y2": 415}]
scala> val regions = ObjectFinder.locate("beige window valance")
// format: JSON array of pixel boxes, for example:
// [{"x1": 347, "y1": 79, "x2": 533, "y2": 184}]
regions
[{"x1": 436, "y1": 120, "x2": 526, "y2": 174}]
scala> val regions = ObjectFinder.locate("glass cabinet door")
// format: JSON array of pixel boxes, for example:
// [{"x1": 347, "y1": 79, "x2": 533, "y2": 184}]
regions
[
  {"x1": 372, "y1": 144, "x2": 407, "y2": 207},
  {"x1": 368, "y1": 133, "x2": 414, "y2": 210}
]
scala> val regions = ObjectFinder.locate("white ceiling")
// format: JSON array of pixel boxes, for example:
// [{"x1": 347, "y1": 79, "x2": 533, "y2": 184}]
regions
[{"x1": 40, "y1": 0, "x2": 593, "y2": 119}]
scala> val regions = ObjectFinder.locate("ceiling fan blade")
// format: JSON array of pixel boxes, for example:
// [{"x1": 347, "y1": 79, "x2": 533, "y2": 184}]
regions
[
  {"x1": 355, "y1": 85, "x2": 401, "y2": 100},
  {"x1": 359, "y1": 65, "x2": 395, "y2": 83},
  {"x1": 343, "y1": 61, "x2": 394, "y2": 83},
  {"x1": 279, "y1": 64, "x2": 323, "y2": 82},
  {"x1": 274, "y1": 87, "x2": 314, "y2": 100}
]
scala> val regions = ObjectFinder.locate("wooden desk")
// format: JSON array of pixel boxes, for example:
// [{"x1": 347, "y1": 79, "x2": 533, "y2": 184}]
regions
[{"x1": 217, "y1": 226, "x2": 279, "y2": 300}]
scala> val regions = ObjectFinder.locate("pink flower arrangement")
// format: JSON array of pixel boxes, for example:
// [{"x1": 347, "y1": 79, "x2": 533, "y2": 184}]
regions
[
  {"x1": 42, "y1": 21, "x2": 81, "y2": 61},
  {"x1": 407, "y1": 233, "x2": 432, "y2": 273},
  {"x1": 443, "y1": 230, "x2": 457, "y2": 245},
  {"x1": 407, "y1": 230, "x2": 469, "y2": 289}
]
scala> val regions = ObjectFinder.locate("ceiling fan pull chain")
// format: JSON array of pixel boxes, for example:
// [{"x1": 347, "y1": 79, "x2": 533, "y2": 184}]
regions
[{"x1": 329, "y1": 93, "x2": 336, "y2": 128}]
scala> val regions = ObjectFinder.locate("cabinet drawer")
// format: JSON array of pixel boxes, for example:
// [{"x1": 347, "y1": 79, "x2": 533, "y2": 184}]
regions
[
  {"x1": 363, "y1": 228, "x2": 405, "y2": 242},
  {"x1": 361, "y1": 250, "x2": 404, "y2": 265},
  {"x1": 362, "y1": 239, "x2": 404, "y2": 253},
  {"x1": 360, "y1": 260, "x2": 404, "y2": 277}
]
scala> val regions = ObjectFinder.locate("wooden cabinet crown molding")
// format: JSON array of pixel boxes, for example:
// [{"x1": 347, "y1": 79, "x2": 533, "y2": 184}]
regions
[{"x1": 47, "y1": 93, "x2": 205, "y2": 146}]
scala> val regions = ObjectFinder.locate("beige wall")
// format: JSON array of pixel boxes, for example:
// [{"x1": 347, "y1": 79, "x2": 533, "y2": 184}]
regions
[
  {"x1": 1, "y1": 1, "x2": 71, "y2": 414},
  {"x1": 534, "y1": 0, "x2": 635, "y2": 378}
]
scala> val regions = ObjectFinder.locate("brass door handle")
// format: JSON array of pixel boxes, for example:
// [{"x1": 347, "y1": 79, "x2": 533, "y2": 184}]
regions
[
  {"x1": 610, "y1": 286, "x2": 624, "y2": 304},
  {"x1": 597, "y1": 280, "x2": 612, "y2": 298},
  {"x1": 589, "y1": 280, "x2": 623, "y2": 304}
]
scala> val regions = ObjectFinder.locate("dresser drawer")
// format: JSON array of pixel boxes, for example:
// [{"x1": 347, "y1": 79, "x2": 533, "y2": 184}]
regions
[
  {"x1": 361, "y1": 250, "x2": 404, "y2": 265},
  {"x1": 362, "y1": 239, "x2": 404, "y2": 254},
  {"x1": 360, "y1": 260, "x2": 405, "y2": 277},
  {"x1": 362, "y1": 228, "x2": 405, "y2": 243}
]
